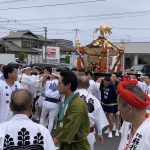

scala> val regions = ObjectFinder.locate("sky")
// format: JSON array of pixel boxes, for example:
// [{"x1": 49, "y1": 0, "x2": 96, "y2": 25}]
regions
[{"x1": 0, "y1": 0, "x2": 150, "y2": 45}]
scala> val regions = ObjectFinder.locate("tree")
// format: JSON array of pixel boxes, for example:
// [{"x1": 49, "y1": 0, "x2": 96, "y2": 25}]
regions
[
  {"x1": 15, "y1": 51, "x2": 27, "y2": 63},
  {"x1": 65, "y1": 55, "x2": 70, "y2": 64},
  {"x1": 0, "y1": 44, "x2": 6, "y2": 53}
]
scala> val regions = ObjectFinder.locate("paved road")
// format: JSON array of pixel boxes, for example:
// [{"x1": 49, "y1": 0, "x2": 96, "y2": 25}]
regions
[
  {"x1": 52, "y1": 129, "x2": 120, "y2": 150},
  {"x1": 95, "y1": 132, "x2": 120, "y2": 150}
]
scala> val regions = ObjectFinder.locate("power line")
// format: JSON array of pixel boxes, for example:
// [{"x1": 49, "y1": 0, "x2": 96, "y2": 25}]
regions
[
  {"x1": 1, "y1": 18, "x2": 150, "y2": 34},
  {"x1": 0, "y1": 0, "x2": 28, "y2": 5},
  {"x1": 0, "y1": 20, "x2": 75, "y2": 32},
  {"x1": 0, "y1": 11, "x2": 147, "y2": 28},
  {"x1": 0, "y1": 23, "x2": 75, "y2": 35},
  {"x1": 0, "y1": 0, "x2": 105, "y2": 11},
  {"x1": 0, "y1": 26, "x2": 17, "y2": 31},
  {"x1": 0, "y1": 17, "x2": 84, "y2": 31},
  {"x1": 113, "y1": 27, "x2": 150, "y2": 30},
  {"x1": 0, "y1": 9, "x2": 149, "y2": 23},
  {"x1": 0, "y1": 19, "x2": 83, "y2": 32},
  {"x1": 0, "y1": 9, "x2": 149, "y2": 29},
  {"x1": 49, "y1": 31, "x2": 75, "y2": 35},
  {"x1": 80, "y1": 30, "x2": 92, "y2": 37},
  {"x1": 0, "y1": 17, "x2": 44, "y2": 30},
  {"x1": 4, "y1": 22, "x2": 73, "y2": 31},
  {"x1": 19, "y1": 13, "x2": 145, "y2": 25}
]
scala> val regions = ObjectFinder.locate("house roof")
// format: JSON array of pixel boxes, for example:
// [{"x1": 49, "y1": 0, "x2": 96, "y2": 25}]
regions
[
  {"x1": 3, "y1": 30, "x2": 39, "y2": 40},
  {"x1": 35, "y1": 34, "x2": 45, "y2": 41},
  {"x1": 4, "y1": 41, "x2": 41, "y2": 54}
]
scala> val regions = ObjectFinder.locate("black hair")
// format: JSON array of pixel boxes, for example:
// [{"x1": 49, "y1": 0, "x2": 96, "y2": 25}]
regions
[
  {"x1": 60, "y1": 70, "x2": 78, "y2": 92},
  {"x1": 3, "y1": 64, "x2": 18, "y2": 79},
  {"x1": 56, "y1": 68, "x2": 63, "y2": 72},
  {"x1": 44, "y1": 67, "x2": 52, "y2": 73},
  {"x1": 71, "y1": 67, "x2": 77, "y2": 71},
  {"x1": 104, "y1": 76, "x2": 111, "y2": 82},
  {"x1": 10, "y1": 89, "x2": 33, "y2": 112},
  {"x1": 30, "y1": 64, "x2": 37, "y2": 68},
  {"x1": 86, "y1": 71, "x2": 94, "y2": 79},
  {"x1": 145, "y1": 72, "x2": 150, "y2": 79},
  {"x1": 23, "y1": 65, "x2": 30, "y2": 69},
  {"x1": 63, "y1": 67, "x2": 70, "y2": 71},
  {"x1": 35, "y1": 66, "x2": 42, "y2": 72},
  {"x1": 30, "y1": 72, "x2": 37, "y2": 76}
]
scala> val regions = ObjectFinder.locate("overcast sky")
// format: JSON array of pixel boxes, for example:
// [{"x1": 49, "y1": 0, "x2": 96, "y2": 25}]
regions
[{"x1": 0, "y1": 0, "x2": 150, "y2": 45}]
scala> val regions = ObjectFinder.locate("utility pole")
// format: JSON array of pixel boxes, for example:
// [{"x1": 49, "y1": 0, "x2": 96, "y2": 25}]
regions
[
  {"x1": 74, "y1": 28, "x2": 79, "y2": 46},
  {"x1": 93, "y1": 28, "x2": 95, "y2": 41},
  {"x1": 126, "y1": 34, "x2": 131, "y2": 43},
  {"x1": 44, "y1": 27, "x2": 47, "y2": 63}
]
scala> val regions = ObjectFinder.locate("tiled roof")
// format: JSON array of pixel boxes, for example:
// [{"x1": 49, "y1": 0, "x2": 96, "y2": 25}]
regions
[
  {"x1": 3, "y1": 30, "x2": 39, "y2": 40},
  {"x1": 3, "y1": 41, "x2": 41, "y2": 54}
]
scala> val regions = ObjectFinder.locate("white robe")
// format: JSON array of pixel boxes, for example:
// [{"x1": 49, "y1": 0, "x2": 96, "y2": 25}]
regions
[
  {"x1": 88, "y1": 79, "x2": 101, "y2": 101},
  {"x1": 0, "y1": 80, "x2": 23, "y2": 123},
  {"x1": 137, "y1": 81, "x2": 150, "y2": 94},
  {"x1": 0, "y1": 114, "x2": 56, "y2": 150},
  {"x1": 30, "y1": 75, "x2": 41, "y2": 97},
  {"x1": 137, "y1": 81, "x2": 150, "y2": 112},
  {"x1": 45, "y1": 79, "x2": 60, "y2": 100},
  {"x1": 40, "y1": 79, "x2": 60, "y2": 132},
  {"x1": 118, "y1": 118, "x2": 150, "y2": 150},
  {"x1": 37, "y1": 77, "x2": 47, "y2": 108},
  {"x1": 0, "y1": 71, "x2": 4, "y2": 80},
  {"x1": 76, "y1": 89, "x2": 109, "y2": 150},
  {"x1": 20, "y1": 73, "x2": 40, "y2": 91}
]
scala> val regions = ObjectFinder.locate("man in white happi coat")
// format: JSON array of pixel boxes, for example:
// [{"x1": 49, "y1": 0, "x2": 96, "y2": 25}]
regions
[
  {"x1": 0, "y1": 89, "x2": 56, "y2": 150},
  {"x1": 20, "y1": 66, "x2": 41, "y2": 95},
  {"x1": 137, "y1": 73, "x2": 150, "y2": 113},
  {"x1": 76, "y1": 76, "x2": 109, "y2": 150},
  {"x1": 0, "y1": 64, "x2": 4, "y2": 80},
  {"x1": 87, "y1": 72, "x2": 101, "y2": 101},
  {"x1": 137, "y1": 73, "x2": 150, "y2": 95},
  {"x1": 40, "y1": 72, "x2": 60, "y2": 133},
  {"x1": 117, "y1": 79, "x2": 150, "y2": 150},
  {"x1": 0, "y1": 64, "x2": 23, "y2": 123},
  {"x1": 37, "y1": 67, "x2": 52, "y2": 117}
]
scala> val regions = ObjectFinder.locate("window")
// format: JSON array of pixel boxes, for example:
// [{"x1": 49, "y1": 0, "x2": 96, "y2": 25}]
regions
[{"x1": 22, "y1": 41, "x2": 30, "y2": 48}]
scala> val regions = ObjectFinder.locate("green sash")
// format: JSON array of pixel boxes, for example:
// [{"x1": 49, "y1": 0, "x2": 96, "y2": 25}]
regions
[{"x1": 58, "y1": 93, "x2": 78, "y2": 122}]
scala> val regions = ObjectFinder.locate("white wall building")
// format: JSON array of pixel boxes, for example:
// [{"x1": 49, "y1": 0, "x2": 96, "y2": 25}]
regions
[{"x1": 115, "y1": 42, "x2": 150, "y2": 68}]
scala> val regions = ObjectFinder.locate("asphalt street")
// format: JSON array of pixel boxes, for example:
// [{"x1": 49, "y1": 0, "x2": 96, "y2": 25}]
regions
[
  {"x1": 95, "y1": 131, "x2": 120, "y2": 150},
  {"x1": 52, "y1": 129, "x2": 121, "y2": 150}
]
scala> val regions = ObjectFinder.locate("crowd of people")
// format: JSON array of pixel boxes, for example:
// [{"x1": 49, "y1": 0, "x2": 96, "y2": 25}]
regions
[{"x1": 0, "y1": 63, "x2": 150, "y2": 150}]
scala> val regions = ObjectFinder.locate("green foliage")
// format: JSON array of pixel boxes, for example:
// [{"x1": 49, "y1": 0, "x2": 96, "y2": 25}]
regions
[
  {"x1": 0, "y1": 45, "x2": 6, "y2": 53},
  {"x1": 15, "y1": 51, "x2": 27, "y2": 63},
  {"x1": 65, "y1": 55, "x2": 70, "y2": 63}
]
